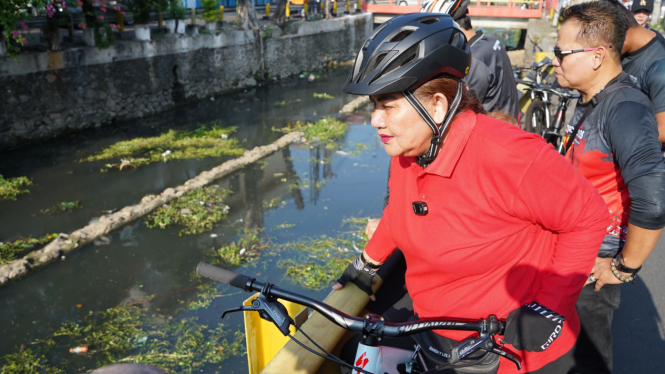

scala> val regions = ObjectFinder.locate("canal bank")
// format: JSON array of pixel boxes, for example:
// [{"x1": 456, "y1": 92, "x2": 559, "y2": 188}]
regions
[{"x1": 0, "y1": 13, "x2": 372, "y2": 151}]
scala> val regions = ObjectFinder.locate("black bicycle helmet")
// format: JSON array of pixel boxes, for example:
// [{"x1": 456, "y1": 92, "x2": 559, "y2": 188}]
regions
[
  {"x1": 343, "y1": 13, "x2": 470, "y2": 96},
  {"x1": 343, "y1": 13, "x2": 471, "y2": 167}
]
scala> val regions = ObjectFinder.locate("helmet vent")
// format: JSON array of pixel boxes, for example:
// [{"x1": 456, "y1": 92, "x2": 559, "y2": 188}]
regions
[
  {"x1": 358, "y1": 52, "x2": 389, "y2": 83},
  {"x1": 390, "y1": 29, "x2": 414, "y2": 43},
  {"x1": 372, "y1": 43, "x2": 420, "y2": 84},
  {"x1": 418, "y1": 17, "x2": 439, "y2": 25},
  {"x1": 370, "y1": 22, "x2": 390, "y2": 40},
  {"x1": 449, "y1": 30, "x2": 462, "y2": 48}
]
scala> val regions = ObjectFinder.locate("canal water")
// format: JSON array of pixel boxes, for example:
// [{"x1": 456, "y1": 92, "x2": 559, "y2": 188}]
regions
[{"x1": 0, "y1": 67, "x2": 390, "y2": 373}]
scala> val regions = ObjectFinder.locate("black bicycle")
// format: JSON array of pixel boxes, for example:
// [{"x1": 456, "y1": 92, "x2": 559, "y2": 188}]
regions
[{"x1": 196, "y1": 262, "x2": 522, "y2": 374}]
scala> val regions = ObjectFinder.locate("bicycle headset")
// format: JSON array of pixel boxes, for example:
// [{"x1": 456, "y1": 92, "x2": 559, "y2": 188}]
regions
[{"x1": 342, "y1": 13, "x2": 472, "y2": 167}]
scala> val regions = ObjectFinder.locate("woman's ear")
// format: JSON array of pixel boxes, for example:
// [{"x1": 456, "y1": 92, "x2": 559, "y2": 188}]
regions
[{"x1": 431, "y1": 92, "x2": 449, "y2": 124}]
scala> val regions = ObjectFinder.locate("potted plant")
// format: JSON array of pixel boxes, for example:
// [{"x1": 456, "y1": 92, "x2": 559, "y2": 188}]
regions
[
  {"x1": 201, "y1": 0, "x2": 219, "y2": 31},
  {"x1": 126, "y1": 0, "x2": 152, "y2": 41},
  {"x1": 165, "y1": 0, "x2": 186, "y2": 34}
]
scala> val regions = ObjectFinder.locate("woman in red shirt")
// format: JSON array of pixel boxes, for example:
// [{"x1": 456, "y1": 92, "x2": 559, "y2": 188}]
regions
[{"x1": 333, "y1": 13, "x2": 609, "y2": 374}]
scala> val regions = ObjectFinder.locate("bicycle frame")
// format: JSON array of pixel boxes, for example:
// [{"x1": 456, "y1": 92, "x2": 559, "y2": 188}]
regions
[{"x1": 352, "y1": 344, "x2": 415, "y2": 374}]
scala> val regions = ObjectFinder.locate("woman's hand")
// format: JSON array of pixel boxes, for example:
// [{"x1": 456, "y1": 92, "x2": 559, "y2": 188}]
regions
[
  {"x1": 365, "y1": 218, "x2": 381, "y2": 240},
  {"x1": 332, "y1": 254, "x2": 380, "y2": 301}
]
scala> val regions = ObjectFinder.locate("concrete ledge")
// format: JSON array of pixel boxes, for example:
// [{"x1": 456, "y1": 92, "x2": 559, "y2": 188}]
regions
[{"x1": 0, "y1": 13, "x2": 372, "y2": 78}]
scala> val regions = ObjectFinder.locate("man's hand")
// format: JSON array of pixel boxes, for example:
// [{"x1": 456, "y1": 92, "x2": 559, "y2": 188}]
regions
[
  {"x1": 365, "y1": 218, "x2": 381, "y2": 240},
  {"x1": 585, "y1": 257, "x2": 624, "y2": 291}
]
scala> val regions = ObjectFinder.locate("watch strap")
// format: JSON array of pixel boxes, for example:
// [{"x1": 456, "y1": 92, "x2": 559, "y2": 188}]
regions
[{"x1": 614, "y1": 253, "x2": 641, "y2": 274}]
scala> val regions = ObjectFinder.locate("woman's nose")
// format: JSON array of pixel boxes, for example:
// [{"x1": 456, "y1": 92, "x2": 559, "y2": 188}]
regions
[{"x1": 371, "y1": 111, "x2": 385, "y2": 129}]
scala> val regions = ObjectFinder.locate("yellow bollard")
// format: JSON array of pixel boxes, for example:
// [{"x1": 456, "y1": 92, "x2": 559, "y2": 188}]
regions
[
  {"x1": 190, "y1": 7, "x2": 196, "y2": 24},
  {"x1": 266, "y1": 3, "x2": 270, "y2": 17},
  {"x1": 357, "y1": 0, "x2": 361, "y2": 12},
  {"x1": 117, "y1": 11, "x2": 124, "y2": 32},
  {"x1": 220, "y1": 6, "x2": 224, "y2": 21},
  {"x1": 304, "y1": 2, "x2": 308, "y2": 18},
  {"x1": 286, "y1": 2, "x2": 290, "y2": 17},
  {"x1": 346, "y1": 0, "x2": 350, "y2": 14},
  {"x1": 333, "y1": 0, "x2": 337, "y2": 15}
]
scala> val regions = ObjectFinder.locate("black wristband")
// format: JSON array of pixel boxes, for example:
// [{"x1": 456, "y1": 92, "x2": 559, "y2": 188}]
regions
[
  {"x1": 614, "y1": 252, "x2": 641, "y2": 274},
  {"x1": 361, "y1": 253, "x2": 381, "y2": 270}
]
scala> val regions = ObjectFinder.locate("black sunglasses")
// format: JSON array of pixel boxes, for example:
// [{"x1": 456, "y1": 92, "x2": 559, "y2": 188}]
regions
[{"x1": 553, "y1": 45, "x2": 612, "y2": 62}]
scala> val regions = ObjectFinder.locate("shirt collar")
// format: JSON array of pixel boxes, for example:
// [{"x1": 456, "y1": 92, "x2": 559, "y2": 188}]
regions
[{"x1": 407, "y1": 110, "x2": 477, "y2": 178}]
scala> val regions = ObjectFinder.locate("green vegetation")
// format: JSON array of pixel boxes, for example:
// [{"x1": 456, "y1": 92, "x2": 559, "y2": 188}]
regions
[
  {"x1": 273, "y1": 99, "x2": 301, "y2": 107},
  {"x1": 0, "y1": 349, "x2": 64, "y2": 374},
  {"x1": 213, "y1": 228, "x2": 270, "y2": 267},
  {"x1": 278, "y1": 217, "x2": 369, "y2": 290},
  {"x1": 0, "y1": 304, "x2": 245, "y2": 374},
  {"x1": 81, "y1": 125, "x2": 245, "y2": 171},
  {"x1": 41, "y1": 201, "x2": 82, "y2": 215},
  {"x1": 0, "y1": 174, "x2": 32, "y2": 201},
  {"x1": 313, "y1": 93, "x2": 335, "y2": 99},
  {"x1": 348, "y1": 143, "x2": 369, "y2": 156},
  {"x1": 146, "y1": 186, "x2": 231, "y2": 235},
  {"x1": 201, "y1": 0, "x2": 220, "y2": 22},
  {"x1": 273, "y1": 117, "x2": 348, "y2": 144},
  {"x1": 0, "y1": 234, "x2": 58, "y2": 264}
]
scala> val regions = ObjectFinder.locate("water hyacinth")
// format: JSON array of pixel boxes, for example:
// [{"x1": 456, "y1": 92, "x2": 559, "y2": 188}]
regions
[
  {"x1": 273, "y1": 117, "x2": 348, "y2": 144},
  {"x1": 82, "y1": 125, "x2": 245, "y2": 171},
  {"x1": 146, "y1": 186, "x2": 232, "y2": 235},
  {"x1": 0, "y1": 174, "x2": 32, "y2": 201}
]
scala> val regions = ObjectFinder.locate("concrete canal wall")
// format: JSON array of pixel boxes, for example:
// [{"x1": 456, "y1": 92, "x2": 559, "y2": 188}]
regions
[{"x1": 0, "y1": 13, "x2": 372, "y2": 151}]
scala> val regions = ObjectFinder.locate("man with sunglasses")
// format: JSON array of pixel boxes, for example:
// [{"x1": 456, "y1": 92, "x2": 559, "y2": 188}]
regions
[
  {"x1": 555, "y1": 2, "x2": 665, "y2": 373},
  {"x1": 603, "y1": 0, "x2": 665, "y2": 143}
]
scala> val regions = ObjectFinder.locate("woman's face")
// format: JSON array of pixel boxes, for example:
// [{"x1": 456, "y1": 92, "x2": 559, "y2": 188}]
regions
[{"x1": 369, "y1": 92, "x2": 448, "y2": 157}]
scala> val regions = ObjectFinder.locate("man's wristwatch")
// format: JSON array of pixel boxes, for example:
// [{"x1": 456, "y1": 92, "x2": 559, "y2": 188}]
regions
[{"x1": 610, "y1": 252, "x2": 642, "y2": 283}]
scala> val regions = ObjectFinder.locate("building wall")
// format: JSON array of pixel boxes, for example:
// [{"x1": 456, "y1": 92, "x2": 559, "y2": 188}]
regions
[{"x1": 0, "y1": 14, "x2": 371, "y2": 151}]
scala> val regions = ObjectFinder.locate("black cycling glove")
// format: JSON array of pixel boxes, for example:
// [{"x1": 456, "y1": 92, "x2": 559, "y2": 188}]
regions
[
  {"x1": 336, "y1": 254, "x2": 379, "y2": 296},
  {"x1": 503, "y1": 301, "x2": 566, "y2": 352}
]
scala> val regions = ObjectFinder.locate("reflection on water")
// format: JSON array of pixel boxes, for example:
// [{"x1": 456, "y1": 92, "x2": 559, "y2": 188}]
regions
[{"x1": 0, "y1": 68, "x2": 390, "y2": 373}]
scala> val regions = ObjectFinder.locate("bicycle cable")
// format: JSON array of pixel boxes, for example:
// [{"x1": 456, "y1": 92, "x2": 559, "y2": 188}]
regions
[
  {"x1": 419, "y1": 351, "x2": 491, "y2": 374},
  {"x1": 286, "y1": 330, "x2": 375, "y2": 374}
]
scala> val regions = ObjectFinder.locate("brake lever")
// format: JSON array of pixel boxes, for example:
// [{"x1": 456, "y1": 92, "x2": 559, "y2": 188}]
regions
[
  {"x1": 221, "y1": 294, "x2": 292, "y2": 336},
  {"x1": 487, "y1": 345, "x2": 522, "y2": 370}
]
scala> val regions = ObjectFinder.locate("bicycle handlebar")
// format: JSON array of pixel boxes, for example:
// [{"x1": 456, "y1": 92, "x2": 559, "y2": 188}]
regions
[
  {"x1": 196, "y1": 262, "x2": 505, "y2": 338},
  {"x1": 515, "y1": 79, "x2": 581, "y2": 100}
]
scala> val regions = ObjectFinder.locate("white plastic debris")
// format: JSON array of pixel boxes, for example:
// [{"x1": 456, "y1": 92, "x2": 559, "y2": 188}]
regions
[
  {"x1": 221, "y1": 134, "x2": 229, "y2": 140},
  {"x1": 210, "y1": 234, "x2": 218, "y2": 238},
  {"x1": 161, "y1": 150, "x2": 171, "y2": 157},
  {"x1": 239, "y1": 248, "x2": 246, "y2": 256}
]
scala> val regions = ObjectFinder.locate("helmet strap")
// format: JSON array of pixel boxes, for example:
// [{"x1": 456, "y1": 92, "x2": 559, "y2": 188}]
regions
[{"x1": 403, "y1": 81, "x2": 464, "y2": 168}]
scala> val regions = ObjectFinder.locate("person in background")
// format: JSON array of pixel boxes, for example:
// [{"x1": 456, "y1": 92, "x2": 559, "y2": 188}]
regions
[
  {"x1": 604, "y1": 0, "x2": 665, "y2": 143},
  {"x1": 422, "y1": 0, "x2": 520, "y2": 120},
  {"x1": 553, "y1": 2, "x2": 665, "y2": 373},
  {"x1": 631, "y1": 0, "x2": 654, "y2": 28}
]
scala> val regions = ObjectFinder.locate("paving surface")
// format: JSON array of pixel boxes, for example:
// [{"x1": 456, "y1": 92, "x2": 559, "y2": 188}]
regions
[{"x1": 613, "y1": 234, "x2": 665, "y2": 372}]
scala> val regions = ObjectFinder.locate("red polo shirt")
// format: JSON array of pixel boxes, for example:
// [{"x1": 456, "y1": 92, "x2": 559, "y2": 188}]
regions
[{"x1": 365, "y1": 111, "x2": 609, "y2": 373}]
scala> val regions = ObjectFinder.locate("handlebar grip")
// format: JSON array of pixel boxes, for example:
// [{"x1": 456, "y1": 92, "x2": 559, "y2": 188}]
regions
[{"x1": 196, "y1": 262, "x2": 251, "y2": 290}]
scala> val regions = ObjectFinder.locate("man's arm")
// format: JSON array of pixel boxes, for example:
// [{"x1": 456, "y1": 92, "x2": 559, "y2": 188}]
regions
[
  {"x1": 595, "y1": 101, "x2": 665, "y2": 289},
  {"x1": 655, "y1": 112, "x2": 665, "y2": 142}
]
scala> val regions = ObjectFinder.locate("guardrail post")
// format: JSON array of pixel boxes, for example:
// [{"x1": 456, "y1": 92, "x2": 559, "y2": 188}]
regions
[
  {"x1": 220, "y1": 5, "x2": 224, "y2": 21},
  {"x1": 304, "y1": 2, "x2": 308, "y2": 18},
  {"x1": 117, "y1": 10, "x2": 124, "y2": 32},
  {"x1": 286, "y1": 2, "x2": 290, "y2": 17},
  {"x1": 356, "y1": 0, "x2": 361, "y2": 12},
  {"x1": 345, "y1": 0, "x2": 350, "y2": 14},
  {"x1": 333, "y1": 0, "x2": 337, "y2": 15},
  {"x1": 266, "y1": 3, "x2": 270, "y2": 17}
]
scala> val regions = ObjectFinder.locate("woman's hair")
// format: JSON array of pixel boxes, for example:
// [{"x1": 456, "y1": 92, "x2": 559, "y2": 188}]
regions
[
  {"x1": 413, "y1": 77, "x2": 519, "y2": 126},
  {"x1": 413, "y1": 77, "x2": 483, "y2": 116}
]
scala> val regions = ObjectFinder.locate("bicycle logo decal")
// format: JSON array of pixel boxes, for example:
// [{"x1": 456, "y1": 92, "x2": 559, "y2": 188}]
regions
[{"x1": 355, "y1": 352, "x2": 370, "y2": 369}]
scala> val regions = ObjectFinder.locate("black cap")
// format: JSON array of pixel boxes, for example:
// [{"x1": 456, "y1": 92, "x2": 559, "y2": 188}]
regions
[{"x1": 632, "y1": 0, "x2": 653, "y2": 13}]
